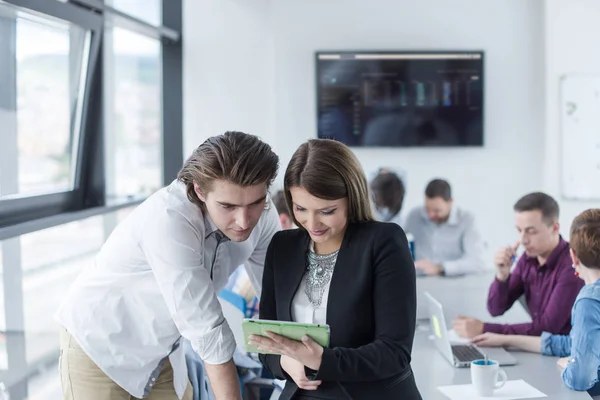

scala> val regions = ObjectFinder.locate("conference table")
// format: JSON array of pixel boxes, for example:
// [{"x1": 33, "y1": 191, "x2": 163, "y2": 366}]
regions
[{"x1": 412, "y1": 272, "x2": 593, "y2": 399}]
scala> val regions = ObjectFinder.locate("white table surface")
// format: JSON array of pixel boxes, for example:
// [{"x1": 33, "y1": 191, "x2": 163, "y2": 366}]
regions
[{"x1": 412, "y1": 273, "x2": 592, "y2": 399}]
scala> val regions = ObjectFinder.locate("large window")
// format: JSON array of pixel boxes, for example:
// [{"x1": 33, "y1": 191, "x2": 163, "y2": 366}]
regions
[
  {"x1": 0, "y1": 6, "x2": 90, "y2": 198},
  {"x1": 0, "y1": 0, "x2": 181, "y2": 399},
  {"x1": 20, "y1": 215, "x2": 108, "y2": 363},
  {"x1": 110, "y1": 0, "x2": 162, "y2": 27},
  {"x1": 105, "y1": 26, "x2": 163, "y2": 198}
]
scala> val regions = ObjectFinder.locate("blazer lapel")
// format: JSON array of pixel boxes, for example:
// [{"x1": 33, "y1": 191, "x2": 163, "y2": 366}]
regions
[
  {"x1": 280, "y1": 232, "x2": 310, "y2": 321},
  {"x1": 326, "y1": 223, "x2": 357, "y2": 332}
]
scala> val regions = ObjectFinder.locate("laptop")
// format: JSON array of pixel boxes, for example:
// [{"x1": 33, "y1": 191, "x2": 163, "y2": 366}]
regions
[{"x1": 423, "y1": 291, "x2": 517, "y2": 367}]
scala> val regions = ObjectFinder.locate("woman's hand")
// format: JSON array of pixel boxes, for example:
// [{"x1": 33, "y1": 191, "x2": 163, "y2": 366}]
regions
[
  {"x1": 249, "y1": 331, "x2": 324, "y2": 370},
  {"x1": 470, "y1": 332, "x2": 506, "y2": 347},
  {"x1": 280, "y1": 355, "x2": 322, "y2": 390}
]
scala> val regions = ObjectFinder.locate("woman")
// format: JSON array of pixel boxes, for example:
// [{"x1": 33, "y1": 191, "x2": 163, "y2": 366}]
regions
[
  {"x1": 370, "y1": 168, "x2": 405, "y2": 224},
  {"x1": 249, "y1": 139, "x2": 421, "y2": 399},
  {"x1": 472, "y1": 208, "x2": 600, "y2": 395}
]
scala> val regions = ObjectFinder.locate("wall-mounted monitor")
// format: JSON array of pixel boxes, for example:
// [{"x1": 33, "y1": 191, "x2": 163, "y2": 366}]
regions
[{"x1": 316, "y1": 51, "x2": 484, "y2": 147}]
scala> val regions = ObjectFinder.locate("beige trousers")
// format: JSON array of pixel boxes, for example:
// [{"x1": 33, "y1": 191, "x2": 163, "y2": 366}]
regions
[{"x1": 59, "y1": 327, "x2": 193, "y2": 400}]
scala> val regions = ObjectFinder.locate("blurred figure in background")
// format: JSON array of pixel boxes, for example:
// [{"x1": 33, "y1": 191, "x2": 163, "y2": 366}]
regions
[
  {"x1": 404, "y1": 178, "x2": 484, "y2": 276},
  {"x1": 370, "y1": 168, "x2": 405, "y2": 225}
]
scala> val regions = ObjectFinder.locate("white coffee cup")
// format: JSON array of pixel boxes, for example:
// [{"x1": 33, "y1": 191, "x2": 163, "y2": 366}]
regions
[{"x1": 471, "y1": 359, "x2": 507, "y2": 396}]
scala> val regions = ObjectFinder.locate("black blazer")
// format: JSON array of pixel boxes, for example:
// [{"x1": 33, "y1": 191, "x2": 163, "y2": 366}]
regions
[{"x1": 259, "y1": 221, "x2": 421, "y2": 400}]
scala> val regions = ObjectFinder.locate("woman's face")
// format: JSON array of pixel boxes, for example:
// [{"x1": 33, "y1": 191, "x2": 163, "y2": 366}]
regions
[{"x1": 289, "y1": 186, "x2": 348, "y2": 252}]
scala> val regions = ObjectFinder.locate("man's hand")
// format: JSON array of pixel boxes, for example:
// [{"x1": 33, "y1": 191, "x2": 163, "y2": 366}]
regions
[
  {"x1": 249, "y1": 332, "x2": 324, "y2": 371},
  {"x1": 415, "y1": 259, "x2": 443, "y2": 276},
  {"x1": 557, "y1": 356, "x2": 570, "y2": 370},
  {"x1": 452, "y1": 315, "x2": 484, "y2": 338},
  {"x1": 280, "y1": 355, "x2": 322, "y2": 390},
  {"x1": 494, "y1": 241, "x2": 519, "y2": 282},
  {"x1": 471, "y1": 332, "x2": 506, "y2": 347}
]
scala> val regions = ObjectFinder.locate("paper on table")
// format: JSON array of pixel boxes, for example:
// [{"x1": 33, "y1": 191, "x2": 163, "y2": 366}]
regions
[{"x1": 438, "y1": 379, "x2": 547, "y2": 400}]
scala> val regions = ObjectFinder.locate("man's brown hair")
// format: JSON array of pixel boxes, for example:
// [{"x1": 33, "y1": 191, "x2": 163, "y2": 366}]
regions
[{"x1": 177, "y1": 131, "x2": 279, "y2": 209}]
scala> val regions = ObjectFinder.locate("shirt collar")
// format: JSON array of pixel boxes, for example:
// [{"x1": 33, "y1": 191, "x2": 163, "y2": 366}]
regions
[
  {"x1": 420, "y1": 205, "x2": 459, "y2": 226},
  {"x1": 525, "y1": 236, "x2": 568, "y2": 269},
  {"x1": 203, "y1": 212, "x2": 220, "y2": 239}
]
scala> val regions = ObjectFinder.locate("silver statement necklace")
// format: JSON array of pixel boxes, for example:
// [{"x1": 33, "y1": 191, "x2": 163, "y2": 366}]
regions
[{"x1": 305, "y1": 242, "x2": 339, "y2": 308}]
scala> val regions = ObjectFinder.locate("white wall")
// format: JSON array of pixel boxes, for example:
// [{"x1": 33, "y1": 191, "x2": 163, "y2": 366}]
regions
[
  {"x1": 543, "y1": 0, "x2": 600, "y2": 235},
  {"x1": 184, "y1": 0, "x2": 548, "y2": 265},
  {"x1": 269, "y1": 0, "x2": 545, "y2": 264},
  {"x1": 183, "y1": 0, "x2": 274, "y2": 155}
]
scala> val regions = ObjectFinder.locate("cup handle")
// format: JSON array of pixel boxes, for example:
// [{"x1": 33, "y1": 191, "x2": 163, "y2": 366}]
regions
[{"x1": 495, "y1": 368, "x2": 508, "y2": 389}]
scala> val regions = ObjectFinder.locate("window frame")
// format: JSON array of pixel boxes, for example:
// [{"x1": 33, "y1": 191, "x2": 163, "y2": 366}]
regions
[
  {"x1": 0, "y1": 0, "x2": 183, "y2": 239},
  {"x1": 0, "y1": 0, "x2": 182, "y2": 398}
]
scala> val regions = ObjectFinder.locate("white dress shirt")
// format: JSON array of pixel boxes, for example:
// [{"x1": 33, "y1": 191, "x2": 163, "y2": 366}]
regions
[
  {"x1": 291, "y1": 243, "x2": 334, "y2": 325},
  {"x1": 55, "y1": 180, "x2": 280, "y2": 399},
  {"x1": 403, "y1": 205, "x2": 484, "y2": 276}
]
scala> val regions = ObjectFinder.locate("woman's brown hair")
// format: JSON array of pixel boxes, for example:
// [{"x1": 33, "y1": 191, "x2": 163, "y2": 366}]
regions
[
  {"x1": 284, "y1": 139, "x2": 374, "y2": 226},
  {"x1": 570, "y1": 209, "x2": 600, "y2": 269}
]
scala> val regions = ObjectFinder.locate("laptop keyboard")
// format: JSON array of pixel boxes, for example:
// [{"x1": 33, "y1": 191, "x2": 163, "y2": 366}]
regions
[{"x1": 452, "y1": 345, "x2": 484, "y2": 362}]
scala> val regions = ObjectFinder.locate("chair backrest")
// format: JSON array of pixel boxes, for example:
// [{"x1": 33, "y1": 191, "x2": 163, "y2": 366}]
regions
[{"x1": 218, "y1": 289, "x2": 247, "y2": 353}]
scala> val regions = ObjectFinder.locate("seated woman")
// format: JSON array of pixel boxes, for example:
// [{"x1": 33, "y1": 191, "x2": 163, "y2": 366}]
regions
[
  {"x1": 471, "y1": 208, "x2": 600, "y2": 395},
  {"x1": 248, "y1": 139, "x2": 422, "y2": 399},
  {"x1": 370, "y1": 168, "x2": 406, "y2": 224}
]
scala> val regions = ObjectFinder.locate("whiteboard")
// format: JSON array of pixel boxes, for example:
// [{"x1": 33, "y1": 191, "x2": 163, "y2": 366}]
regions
[{"x1": 561, "y1": 75, "x2": 600, "y2": 200}]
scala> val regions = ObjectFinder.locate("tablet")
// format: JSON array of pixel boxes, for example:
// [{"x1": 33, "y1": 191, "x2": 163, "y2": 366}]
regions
[{"x1": 241, "y1": 318, "x2": 330, "y2": 354}]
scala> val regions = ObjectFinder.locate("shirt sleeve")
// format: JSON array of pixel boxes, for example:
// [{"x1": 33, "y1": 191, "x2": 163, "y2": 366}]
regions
[
  {"x1": 442, "y1": 213, "x2": 485, "y2": 276},
  {"x1": 486, "y1": 258, "x2": 525, "y2": 319},
  {"x1": 243, "y1": 199, "x2": 281, "y2": 300},
  {"x1": 402, "y1": 207, "x2": 420, "y2": 236},
  {"x1": 141, "y1": 207, "x2": 236, "y2": 365},
  {"x1": 540, "y1": 331, "x2": 571, "y2": 357},
  {"x1": 484, "y1": 265, "x2": 581, "y2": 336},
  {"x1": 562, "y1": 298, "x2": 600, "y2": 391}
]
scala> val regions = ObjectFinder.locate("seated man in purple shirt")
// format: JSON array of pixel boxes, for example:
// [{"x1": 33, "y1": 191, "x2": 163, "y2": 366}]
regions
[{"x1": 453, "y1": 192, "x2": 584, "y2": 338}]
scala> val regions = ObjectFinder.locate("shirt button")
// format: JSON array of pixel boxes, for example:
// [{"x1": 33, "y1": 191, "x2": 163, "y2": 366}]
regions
[{"x1": 152, "y1": 378, "x2": 156, "y2": 382}]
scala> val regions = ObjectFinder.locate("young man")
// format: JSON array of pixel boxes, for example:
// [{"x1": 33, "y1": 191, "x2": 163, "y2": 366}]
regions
[
  {"x1": 453, "y1": 192, "x2": 584, "y2": 338},
  {"x1": 55, "y1": 132, "x2": 281, "y2": 400},
  {"x1": 404, "y1": 178, "x2": 484, "y2": 276}
]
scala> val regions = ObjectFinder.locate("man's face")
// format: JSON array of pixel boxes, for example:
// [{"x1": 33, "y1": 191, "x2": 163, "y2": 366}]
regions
[
  {"x1": 196, "y1": 180, "x2": 268, "y2": 242},
  {"x1": 515, "y1": 210, "x2": 559, "y2": 258},
  {"x1": 425, "y1": 196, "x2": 453, "y2": 224}
]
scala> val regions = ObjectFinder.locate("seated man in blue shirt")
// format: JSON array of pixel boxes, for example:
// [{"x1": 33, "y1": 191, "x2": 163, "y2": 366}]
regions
[{"x1": 404, "y1": 178, "x2": 484, "y2": 276}]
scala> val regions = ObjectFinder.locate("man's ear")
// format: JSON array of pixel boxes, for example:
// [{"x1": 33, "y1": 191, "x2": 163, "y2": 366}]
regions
[{"x1": 193, "y1": 183, "x2": 206, "y2": 202}]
